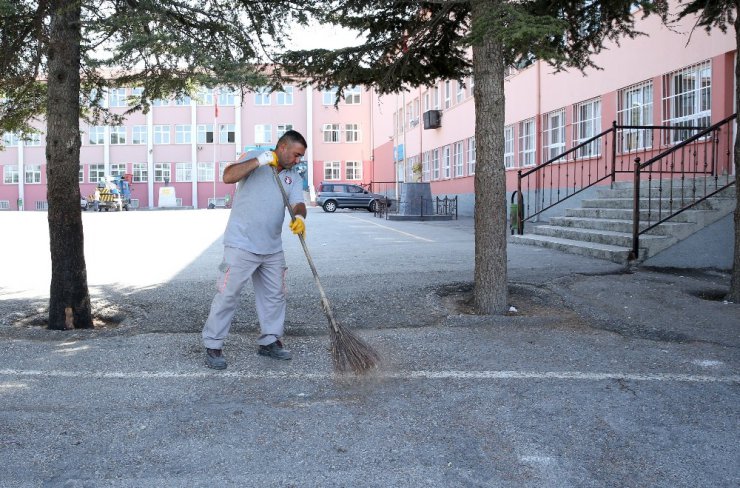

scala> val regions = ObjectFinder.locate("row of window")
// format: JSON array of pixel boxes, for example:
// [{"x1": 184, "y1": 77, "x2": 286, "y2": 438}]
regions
[
  {"x1": 2, "y1": 162, "x2": 230, "y2": 185},
  {"x1": 504, "y1": 60, "x2": 712, "y2": 168},
  {"x1": 322, "y1": 161, "x2": 363, "y2": 181},
  {"x1": 88, "y1": 85, "x2": 364, "y2": 109},
  {"x1": 394, "y1": 77, "x2": 475, "y2": 135}
]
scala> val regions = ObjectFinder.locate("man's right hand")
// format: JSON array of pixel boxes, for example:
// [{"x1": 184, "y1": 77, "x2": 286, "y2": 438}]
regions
[{"x1": 256, "y1": 151, "x2": 278, "y2": 167}]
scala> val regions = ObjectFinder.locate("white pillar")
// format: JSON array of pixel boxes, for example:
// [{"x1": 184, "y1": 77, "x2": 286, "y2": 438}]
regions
[
  {"x1": 17, "y1": 139, "x2": 24, "y2": 210},
  {"x1": 191, "y1": 98, "x2": 198, "y2": 208},
  {"x1": 147, "y1": 108, "x2": 154, "y2": 208},
  {"x1": 306, "y1": 85, "x2": 315, "y2": 202}
]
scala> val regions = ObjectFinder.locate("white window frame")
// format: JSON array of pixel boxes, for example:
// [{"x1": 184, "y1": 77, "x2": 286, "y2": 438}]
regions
[
  {"x1": 88, "y1": 126, "x2": 105, "y2": 145},
  {"x1": 2, "y1": 132, "x2": 19, "y2": 147},
  {"x1": 322, "y1": 87, "x2": 338, "y2": 105},
  {"x1": 618, "y1": 80, "x2": 654, "y2": 151},
  {"x1": 277, "y1": 124, "x2": 293, "y2": 138},
  {"x1": 276, "y1": 86, "x2": 294, "y2": 105},
  {"x1": 89, "y1": 164, "x2": 105, "y2": 183},
  {"x1": 110, "y1": 163, "x2": 126, "y2": 177},
  {"x1": 345, "y1": 161, "x2": 362, "y2": 180},
  {"x1": 198, "y1": 88, "x2": 214, "y2": 106},
  {"x1": 453, "y1": 141, "x2": 464, "y2": 177},
  {"x1": 345, "y1": 124, "x2": 360, "y2": 143},
  {"x1": 504, "y1": 127, "x2": 514, "y2": 169},
  {"x1": 175, "y1": 125, "x2": 192, "y2": 144},
  {"x1": 197, "y1": 124, "x2": 215, "y2": 144},
  {"x1": 432, "y1": 149, "x2": 440, "y2": 180},
  {"x1": 542, "y1": 109, "x2": 566, "y2": 163},
  {"x1": 176, "y1": 162, "x2": 192, "y2": 182},
  {"x1": 3, "y1": 165, "x2": 19, "y2": 184},
  {"x1": 153, "y1": 125, "x2": 170, "y2": 145},
  {"x1": 24, "y1": 164, "x2": 41, "y2": 184},
  {"x1": 174, "y1": 95, "x2": 191, "y2": 106},
  {"x1": 442, "y1": 146, "x2": 451, "y2": 178},
  {"x1": 662, "y1": 61, "x2": 711, "y2": 144},
  {"x1": 108, "y1": 88, "x2": 127, "y2": 108},
  {"x1": 324, "y1": 161, "x2": 341, "y2": 180},
  {"x1": 573, "y1": 98, "x2": 601, "y2": 158},
  {"x1": 323, "y1": 124, "x2": 340, "y2": 143},
  {"x1": 254, "y1": 124, "x2": 272, "y2": 144},
  {"x1": 467, "y1": 136, "x2": 476, "y2": 174},
  {"x1": 109, "y1": 126, "x2": 126, "y2": 145},
  {"x1": 345, "y1": 86, "x2": 361, "y2": 104},
  {"x1": 254, "y1": 87, "x2": 271, "y2": 106},
  {"x1": 422, "y1": 151, "x2": 430, "y2": 182},
  {"x1": 219, "y1": 124, "x2": 236, "y2": 144},
  {"x1": 519, "y1": 118, "x2": 536, "y2": 167},
  {"x1": 444, "y1": 81, "x2": 452, "y2": 109},
  {"x1": 132, "y1": 163, "x2": 148, "y2": 182},
  {"x1": 154, "y1": 163, "x2": 171, "y2": 183},
  {"x1": 132, "y1": 125, "x2": 148, "y2": 145},
  {"x1": 197, "y1": 162, "x2": 215, "y2": 182}
]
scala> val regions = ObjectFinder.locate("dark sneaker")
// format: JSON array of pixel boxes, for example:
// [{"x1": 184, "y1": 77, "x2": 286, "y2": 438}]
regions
[
  {"x1": 205, "y1": 348, "x2": 227, "y2": 370},
  {"x1": 258, "y1": 340, "x2": 292, "y2": 360}
]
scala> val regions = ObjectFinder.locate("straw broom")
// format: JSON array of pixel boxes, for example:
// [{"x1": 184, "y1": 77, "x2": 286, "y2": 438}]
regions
[{"x1": 272, "y1": 167, "x2": 380, "y2": 374}]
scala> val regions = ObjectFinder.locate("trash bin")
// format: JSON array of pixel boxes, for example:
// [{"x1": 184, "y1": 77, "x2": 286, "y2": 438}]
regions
[{"x1": 509, "y1": 192, "x2": 520, "y2": 235}]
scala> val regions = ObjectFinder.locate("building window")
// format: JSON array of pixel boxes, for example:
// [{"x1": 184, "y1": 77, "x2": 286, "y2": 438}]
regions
[
  {"x1": 254, "y1": 124, "x2": 272, "y2": 144},
  {"x1": 453, "y1": 141, "x2": 464, "y2": 177},
  {"x1": 456, "y1": 82, "x2": 465, "y2": 103},
  {"x1": 152, "y1": 98, "x2": 169, "y2": 107},
  {"x1": 152, "y1": 125, "x2": 170, "y2": 145},
  {"x1": 132, "y1": 163, "x2": 148, "y2": 182},
  {"x1": 218, "y1": 161, "x2": 229, "y2": 182},
  {"x1": 88, "y1": 126, "x2": 105, "y2": 145},
  {"x1": 323, "y1": 124, "x2": 340, "y2": 143},
  {"x1": 422, "y1": 151, "x2": 430, "y2": 182},
  {"x1": 345, "y1": 86, "x2": 361, "y2": 104},
  {"x1": 542, "y1": 109, "x2": 566, "y2": 163},
  {"x1": 3, "y1": 165, "x2": 19, "y2": 184},
  {"x1": 423, "y1": 91, "x2": 430, "y2": 112},
  {"x1": 322, "y1": 87, "x2": 338, "y2": 105},
  {"x1": 2, "y1": 132, "x2": 19, "y2": 147},
  {"x1": 89, "y1": 164, "x2": 105, "y2": 183},
  {"x1": 467, "y1": 137, "x2": 476, "y2": 174},
  {"x1": 132, "y1": 125, "x2": 147, "y2": 145},
  {"x1": 504, "y1": 127, "x2": 514, "y2": 168},
  {"x1": 444, "y1": 81, "x2": 452, "y2": 109},
  {"x1": 24, "y1": 164, "x2": 41, "y2": 184},
  {"x1": 108, "y1": 88, "x2": 127, "y2": 108},
  {"x1": 24, "y1": 132, "x2": 41, "y2": 146},
  {"x1": 442, "y1": 146, "x2": 451, "y2": 178},
  {"x1": 219, "y1": 124, "x2": 236, "y2": 144},
  {"x1": 276, "y1": 86, "x2": 293, "y2": 105},
  {"x1": 345, "y1": 124, "x2": 360, "y2": 143},
  {"x1": 573, "y1": 98, "x2": 601, "y2": 158},
  {"x1": 197, "y1": 124, "x2": 215, "y2": 144},
  {"x1": 518, "y1": 118, "x2": 536, "y2": 167},
  {"x1": 432, "y1": 86, "x2": 440, "y2": 110},
  {"x1": 79, "y1": 165, "x2": 84, "y2": 183},
  {"x1": 197, "y1": 162, "x2": 214, "y2": 182},
  {"x1": 432, "y1": 149, "x2": 440, "y2": 180},
  {"x1": 198, "y1": 87, "x2": 214, "y2": 105},
  {"x1": 174, "y1": 95, "x2": 191, "y2": 106},
  {"x1": 175, "y1": 125, "x2": 192, "y2": 144},
  {"x1": 618, "y1": 80, "x2": 654, "y2": 151},
  {"x1": 277, "y1": 124, "x2": 293, "y2": 138},
  {"x1": 218, "y1": 89, "x2": 236, "y2": 106},
  {"x1": 109, "y1": 126, "x2": 126, "y2": 145},
  {"x1": 346, "y1": 161, "x2": 362, "y2": 180},
  {"x1": 110, "y1": 163, "x2": 126, "y2": 177},
  {"x1": 154, "y1": 163, "x2": 171, "y2": 183},
  {"x1": 324, "y1": 161, "x2": 340, "y2": 180},
  {"x1": 662, "y1": 61, "x2": 711, "y2": 143},
  {"x1": 176, "y1": 162, "x2": 192, "y2": 182},
  {"x1": 254, "y1": 87, "x2": 271, "y2": 106}
]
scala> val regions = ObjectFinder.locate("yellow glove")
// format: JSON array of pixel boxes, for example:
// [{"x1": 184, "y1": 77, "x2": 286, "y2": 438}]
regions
[
  {"x1": 256, "y1": 150, "x2": 278, "y2": 167},
  {"x1": 289, "y1": 215, "x2": 306, "y2": 237}
]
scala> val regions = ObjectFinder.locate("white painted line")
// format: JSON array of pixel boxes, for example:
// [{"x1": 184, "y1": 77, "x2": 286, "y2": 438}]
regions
[
  {"x1": 0, "y1": 369, "x2": 737, "y2": 383},
  {"x1": 344, "y1": 215, "x2": 435, "y2": 242}
]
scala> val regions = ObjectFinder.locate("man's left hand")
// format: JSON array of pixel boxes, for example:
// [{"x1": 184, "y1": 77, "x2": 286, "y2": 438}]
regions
[{"x1": 289, "y1": 215, "x2": 306, "y2": 237}]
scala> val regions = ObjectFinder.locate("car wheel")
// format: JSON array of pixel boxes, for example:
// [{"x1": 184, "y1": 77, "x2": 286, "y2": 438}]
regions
[
  {"x1": 322, "y1": 200, "x2": 337, "y2": 213},
  {"x1": 368, "y1": 200, "x2": 378, "y2": 212}
]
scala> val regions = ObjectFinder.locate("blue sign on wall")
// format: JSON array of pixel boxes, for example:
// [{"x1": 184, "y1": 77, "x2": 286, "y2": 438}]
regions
[{"x1": 393, "y1": 144, "x2": 405, "y2": 161}]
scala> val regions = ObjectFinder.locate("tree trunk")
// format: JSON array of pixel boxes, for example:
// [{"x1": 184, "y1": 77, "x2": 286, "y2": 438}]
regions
[
  {"x1": 471, "y1": 0, "x2": 508, "y2": 314},
  {"x1": 729, "y1": 8, "x2": 740, "y2": 304},
  {"x1": 46, "y1": 0, "x2": 93, "y2": 330}
]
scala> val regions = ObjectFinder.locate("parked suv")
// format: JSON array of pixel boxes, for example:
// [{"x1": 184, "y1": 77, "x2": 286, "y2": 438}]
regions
[{"x1": 316, "y1": 182, "x2": 390, "y2": 213}]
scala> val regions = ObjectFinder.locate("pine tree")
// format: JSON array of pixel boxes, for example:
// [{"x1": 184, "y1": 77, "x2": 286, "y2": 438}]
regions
[
  {"x1": 280, "y1": 0, "x2": 663, "y2": 314},
  {"x1": 0, "y1": 0, "x2": 319, "y2": 329}
]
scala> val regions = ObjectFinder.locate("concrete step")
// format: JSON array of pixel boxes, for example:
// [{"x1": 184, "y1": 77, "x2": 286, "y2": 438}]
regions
[
  {"x1": 547, "y1": 216, "x2": 694, "y2": 236},
  {"x1": 611, "y1": 175, "x2": 735, "y2": 190},
  {"x1": 511, "y1": 234, "x2": 633, "y2": 264},
  {"x1": 529, "y1": 225, "x2": 669, "y2": 248},
  {"x1": 596, "y1": 185, "x2": 735, "y2": 199},
  {"x1": 564, "y1": 207, "x2": 712, "y2": 223},
  {"x1": 580, "y1": 197, "x2": 717, "y2": 210}
]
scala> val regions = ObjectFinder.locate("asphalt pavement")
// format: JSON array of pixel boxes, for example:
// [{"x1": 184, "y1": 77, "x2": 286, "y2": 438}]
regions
[{"x1": 0, "y1": 207, "x2": 738, "y2": 487}]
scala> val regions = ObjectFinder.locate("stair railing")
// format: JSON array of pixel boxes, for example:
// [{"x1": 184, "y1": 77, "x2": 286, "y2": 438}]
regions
[
  {"x1": 516, "y1": 121, "x2": 726, "y2": 235},
  {"x1": 630, "y1": 113, "x2": 736, "y2": 260}
]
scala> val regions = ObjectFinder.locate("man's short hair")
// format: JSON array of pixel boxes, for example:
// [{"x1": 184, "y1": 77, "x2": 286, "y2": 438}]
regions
[{"x1": 277, "y1": 130, "x2": 307, "y2": 149}]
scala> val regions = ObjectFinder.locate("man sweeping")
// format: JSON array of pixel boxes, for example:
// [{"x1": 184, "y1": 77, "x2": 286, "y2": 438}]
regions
[{"x1": 202, "y1": 130, "x2": 308, "y2": 370}]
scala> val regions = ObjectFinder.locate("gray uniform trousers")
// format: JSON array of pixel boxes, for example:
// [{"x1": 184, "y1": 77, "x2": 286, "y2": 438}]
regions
[{"x1": 202, "y1": 246, "x2": 287, "y2": 349}]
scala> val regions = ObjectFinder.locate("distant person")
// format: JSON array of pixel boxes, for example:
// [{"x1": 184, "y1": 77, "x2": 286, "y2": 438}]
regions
[
  {"x1": 93, "y1": 188, "x2": 100, "y2": 212},
  {"x1": 202, "y1": 130, "x2": 308, "y2": 370}
]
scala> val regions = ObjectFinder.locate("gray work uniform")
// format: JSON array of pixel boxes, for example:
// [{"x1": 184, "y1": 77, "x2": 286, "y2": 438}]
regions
[{"x1": 202, "y1": 153, "x2": 304, "y2": 350}]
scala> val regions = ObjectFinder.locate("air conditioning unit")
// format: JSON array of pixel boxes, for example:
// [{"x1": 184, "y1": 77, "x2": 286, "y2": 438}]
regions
[{"x1": 423, "y1": 110, "x2": 441, "y2": 129}]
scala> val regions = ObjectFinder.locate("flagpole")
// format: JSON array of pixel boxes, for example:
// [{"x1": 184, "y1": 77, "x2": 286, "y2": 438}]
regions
[{"x1": 213, "y1": 88, "x2": 218, "y2": 205}]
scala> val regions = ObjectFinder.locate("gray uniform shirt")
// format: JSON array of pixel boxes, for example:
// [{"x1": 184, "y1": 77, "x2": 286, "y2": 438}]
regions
[{"x1": 223, "y1": 150, "x2": 304, "y2": 255}]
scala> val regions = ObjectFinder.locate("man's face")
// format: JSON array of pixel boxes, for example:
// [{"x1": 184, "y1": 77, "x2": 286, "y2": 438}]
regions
[{"x1": 276, "y1": 141, "x2": 306, "y2": 170}]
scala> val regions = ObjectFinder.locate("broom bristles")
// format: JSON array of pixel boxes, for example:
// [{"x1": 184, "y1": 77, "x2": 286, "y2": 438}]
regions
[{"x1": 329, "y1": 322, "x2": 380, "y2": 374}]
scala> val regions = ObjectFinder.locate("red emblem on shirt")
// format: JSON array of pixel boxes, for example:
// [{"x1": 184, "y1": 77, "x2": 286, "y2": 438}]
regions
[{"x1": 284, "y1": 176, "x2": 293, "y2": 185}]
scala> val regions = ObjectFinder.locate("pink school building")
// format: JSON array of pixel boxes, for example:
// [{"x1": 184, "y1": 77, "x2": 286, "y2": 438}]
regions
[{"x1": 0, "y1": 3, "x2": 736, "y2": 214}]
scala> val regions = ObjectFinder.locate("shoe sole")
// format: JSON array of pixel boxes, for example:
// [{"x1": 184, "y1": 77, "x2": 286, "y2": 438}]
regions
[{"x1": 205, "y1": 359, "x2": 227, "y2": 370}]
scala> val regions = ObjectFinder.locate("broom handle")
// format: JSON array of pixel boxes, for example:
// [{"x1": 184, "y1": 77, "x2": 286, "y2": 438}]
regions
[{"x1": 272, "y1": 167, "x2": 341, "y2": 333}]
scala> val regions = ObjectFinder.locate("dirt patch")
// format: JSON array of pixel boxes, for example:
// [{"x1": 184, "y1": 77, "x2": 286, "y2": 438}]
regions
[{"x1": 10, "y1": 301, "x2": 129, "y2": 330}]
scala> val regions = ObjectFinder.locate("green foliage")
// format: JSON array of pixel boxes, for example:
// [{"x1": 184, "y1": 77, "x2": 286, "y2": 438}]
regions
[
  {"x1": 278, "y1": 0, "x2": 664, "y2": 97},
  {"x1": 674, "y1": 0, "x2": 736, "y2": 32},
  {"x1": 0, "y1": 0, "x2": 321, "y2": 134}
]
